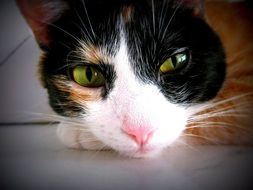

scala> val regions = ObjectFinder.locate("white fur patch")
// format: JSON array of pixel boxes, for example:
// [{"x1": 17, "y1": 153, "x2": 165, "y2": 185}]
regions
[{"x1": 61, "y1": 32, "x2": 188, "y2": 158}]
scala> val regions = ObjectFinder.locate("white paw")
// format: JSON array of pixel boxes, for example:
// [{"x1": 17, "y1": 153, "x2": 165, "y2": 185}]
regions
[{"x1": 57, "y1": 124, "x2": 109, "y2": 150}]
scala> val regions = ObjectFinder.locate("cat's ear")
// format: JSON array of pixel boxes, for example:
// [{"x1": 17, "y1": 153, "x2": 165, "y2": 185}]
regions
[
  {"x1": 16, "y1": 0, "x2": 68, "y2": 49},
  {"x1": 176, "y1": 0, "x2": 205, "y2": 17}
]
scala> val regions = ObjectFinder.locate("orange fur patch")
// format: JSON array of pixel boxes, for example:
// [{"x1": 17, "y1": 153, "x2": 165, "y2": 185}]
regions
[
  {"x1": 38, "y1": 53, "x2": 47, "y2": 88},
  {"x1": 53, "y1": 75, "x2": 102, "y2": 103},
  {"x1": 78, "y1": 43, "x2": 111, "y2": 64},
  {"x1": 184, "y1": 2, "x2": 253, "y2": 145}
]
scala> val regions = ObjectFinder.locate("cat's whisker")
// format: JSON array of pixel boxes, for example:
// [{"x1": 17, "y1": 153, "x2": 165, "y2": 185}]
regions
[
  {"x1": 58, "y1": 41, "x2": 72, "y2": 50},
  {"x1": 158, "y1": 0, "x2": 168, "y2": 36},
  {"x1": 182, "y1": 133, "x2": 219, "y2": 144},
  {"x1": 192, "y1": 106, "x2": 252, "y2": 116},
  {"x1": 227, "y1": 45, "x2": 253, "y2": 63},
  {"x1": 24, "y1": 112, "x2": 83, "y2": 124},
  {"x1": 64, "y1": 51, "x2": 78, "y2": 70},
  {"x1": 23, "y1": 111, "x2": 62, "y2": 120},
  {"x1": 186, "y1": 124, "x2": 252, "y2": 133},
  {"x1": 81, "y1": 0, "x2": 96, "y2": 39},
  {"x1": 186, "y1": 124, "x2": 229, "y2": 130},
  {"x1": 189, "y1": 101, "x2": 252, "y2": 118},
  {"x1": 20, "y1": 111, "x2": 103, "y2": 132},
  {"x1": 187, "y1": 120, "x2": 235, "y2": 126},
  {"x1": 160, "y1": 0, "x2": 183, "y2": 41},
  {"x1": 65, "y1": 52, "x2": 98, "y2": 67},
  {"x1": 72, "y1": 22, "x2": 93, "y2": 43},
  {"x1": 186, "y1": 123, "x2": 233, "y2": 129},
  {"x1": 188, "y1": 112, "x2": 251, "y2": 122},
  {"x1": 188, "y1": 109, "x2": 252, "y2": 122},
  {"x1": 69, "y1": 138, "x2": 100, "y2": 147},
  {"x1": 65, "y1": 54, "x2": 84, "y2": 60},
  {"x1": 56, "y1": 51, "x2": 76, "y2": 71},
  {"x1": 151, "y1": 0, "x2": 156, "y2": 34},
  {"x1": 57, "y1": 125, "x2": 93, "y2": 132},
  {"x1": 214, "y1": 92, "x2": 252, "y2": 106},
  {"x1": 73, "y1": 8, "x2": 95, "y2": 43},
  {"x1": 32, "y1": 14, "x2": 83, "y2": 45},
  {"x1": 49, "y1": 23, "x2": 82, "y2": 45},
  {"x1": 188, "y1": 92, "x2": 253, "y2": 115},
  {"x1": 205, "y1": 93, "x2": 252, "y2": 109}
]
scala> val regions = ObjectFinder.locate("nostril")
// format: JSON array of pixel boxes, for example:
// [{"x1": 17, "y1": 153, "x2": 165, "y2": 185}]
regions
[{"x1": 122, "y1": 127, "x2": 154, "y2": 146}]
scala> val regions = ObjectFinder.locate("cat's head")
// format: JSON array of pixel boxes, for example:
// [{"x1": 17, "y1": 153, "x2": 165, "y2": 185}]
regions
[{"x1": 17, "y1": 0, "x2": 226, "y2": 157}]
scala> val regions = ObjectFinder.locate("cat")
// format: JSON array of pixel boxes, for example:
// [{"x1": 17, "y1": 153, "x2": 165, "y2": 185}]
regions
[{"x1": 16, "y1": 0, "x2": 253, "y2": 158}]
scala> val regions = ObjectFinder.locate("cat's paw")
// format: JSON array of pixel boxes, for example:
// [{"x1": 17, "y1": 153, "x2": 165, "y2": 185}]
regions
[{"x1": 57, "y1": 124, "x2": 109, "y2": 150}]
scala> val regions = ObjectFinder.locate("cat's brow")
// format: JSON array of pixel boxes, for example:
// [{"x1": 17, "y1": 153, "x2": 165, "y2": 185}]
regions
[{"x1": 77, "y1": 43, "x2": 112, "y2": 64}]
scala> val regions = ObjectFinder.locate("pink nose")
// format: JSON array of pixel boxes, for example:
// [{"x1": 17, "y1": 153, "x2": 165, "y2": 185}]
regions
[{"x1": 122, "y1": 127, "x2": 154, "y2": 146}]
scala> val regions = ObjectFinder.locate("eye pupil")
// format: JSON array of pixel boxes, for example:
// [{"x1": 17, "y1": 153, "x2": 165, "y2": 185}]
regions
[
  {"x1": 171, "y1": 56, "x2": 178, "y2": 68},
  {"x1": 86, "y1": 66, "x2": 93, "y2": 82},
  {"x1": 159, "y1": 51, "x2": 189, "y2": 73}
]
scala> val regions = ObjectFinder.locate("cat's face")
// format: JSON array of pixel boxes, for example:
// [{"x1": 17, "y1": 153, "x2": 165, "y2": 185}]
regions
[{"x1": 17, "y1": 0, "x2": 225, "y2": 157}]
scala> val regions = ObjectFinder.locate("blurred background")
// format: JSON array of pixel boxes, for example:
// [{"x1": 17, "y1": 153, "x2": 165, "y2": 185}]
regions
[{"x1": 0, "y1": 0, "x2": 54, "y2": 124}]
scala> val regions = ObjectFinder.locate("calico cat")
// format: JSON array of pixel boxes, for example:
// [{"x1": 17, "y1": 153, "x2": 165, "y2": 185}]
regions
[{"x1": 16, "y1": 0, "x2": 252, "y2": 158}]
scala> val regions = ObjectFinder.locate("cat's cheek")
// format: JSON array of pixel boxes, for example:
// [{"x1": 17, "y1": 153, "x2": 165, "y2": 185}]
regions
[
  {"x1": 83, "y1": 102, "x2": 129, "y2": 149},
  {"x1": 146, "y1": 117, "x2": 187, "y2": 151}
]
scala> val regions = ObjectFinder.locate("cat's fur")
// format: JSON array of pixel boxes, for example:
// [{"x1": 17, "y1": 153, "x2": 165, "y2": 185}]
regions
[
  {"x1": 17, "y1": 0, "x2": 253, "y2": 158},
  {"x1": 184, "y1": 1, "x2": 253, "y2": 145}
]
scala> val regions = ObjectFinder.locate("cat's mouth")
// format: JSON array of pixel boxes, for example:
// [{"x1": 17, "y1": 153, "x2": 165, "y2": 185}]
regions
[
  {"x1": 139, "y1": 146, "x2": 155, "y2": 153},
  {"x1": 118, "y1": 144, "x2": 163, "y2": 158},
  {"x1": 131, "y1": 148, "x2": 162, "y2": 158},
  {"x1": 137, "y1": 146, "x2": 161, "y2": 157}
]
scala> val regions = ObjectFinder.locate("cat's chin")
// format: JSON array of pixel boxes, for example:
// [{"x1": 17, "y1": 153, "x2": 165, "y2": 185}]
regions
[{"x1": 120, "y1": 149, "x2": 162, "y2": 158}]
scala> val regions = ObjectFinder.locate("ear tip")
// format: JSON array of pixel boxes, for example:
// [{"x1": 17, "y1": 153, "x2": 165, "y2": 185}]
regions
[
  {"x1": 178, "y1": 0, "x2": 205, "y2": 17},
  {"x1": 16, "y1": 0, "x2": 31, "y2": 9},
  {"x1": 15, "y1": 0, "x2": 64, "y2": 48},
  {"x1": 16, "y1": 0, "x2": 34, "y2": 18}
]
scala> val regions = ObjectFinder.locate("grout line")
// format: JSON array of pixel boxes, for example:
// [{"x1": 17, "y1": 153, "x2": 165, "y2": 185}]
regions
[
  {"x1": 0, "y1": 121, "x2": 59, "y2": 126},
  {"x1": 0, "y1": 34, "x2": 32, "y2": 67}
]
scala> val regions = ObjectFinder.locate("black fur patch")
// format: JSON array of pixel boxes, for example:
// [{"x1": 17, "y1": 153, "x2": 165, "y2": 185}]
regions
[
  {"x1": 38, "y1": 0, "x2": 225, "y2": 117},
  {"x1": 123, "y1": 1, "x2": 226, "y2": 104}
]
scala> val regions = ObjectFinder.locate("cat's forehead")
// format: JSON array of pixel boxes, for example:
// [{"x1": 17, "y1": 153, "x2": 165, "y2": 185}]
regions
[
  {"x1": 73, "y1": 1, "x2": 184, "y2": 65},
  {"x1": 76, "y1": 43, "x2": 112, "y2": 65}
]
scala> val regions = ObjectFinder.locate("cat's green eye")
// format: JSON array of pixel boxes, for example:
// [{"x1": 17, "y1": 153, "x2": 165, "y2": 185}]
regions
[
  {"x1": 160, "y1": 52, "x2": 188, "y2": 73},
  {"x1": 72, "y1": 65, "x2": 105, "y2": 87}
]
